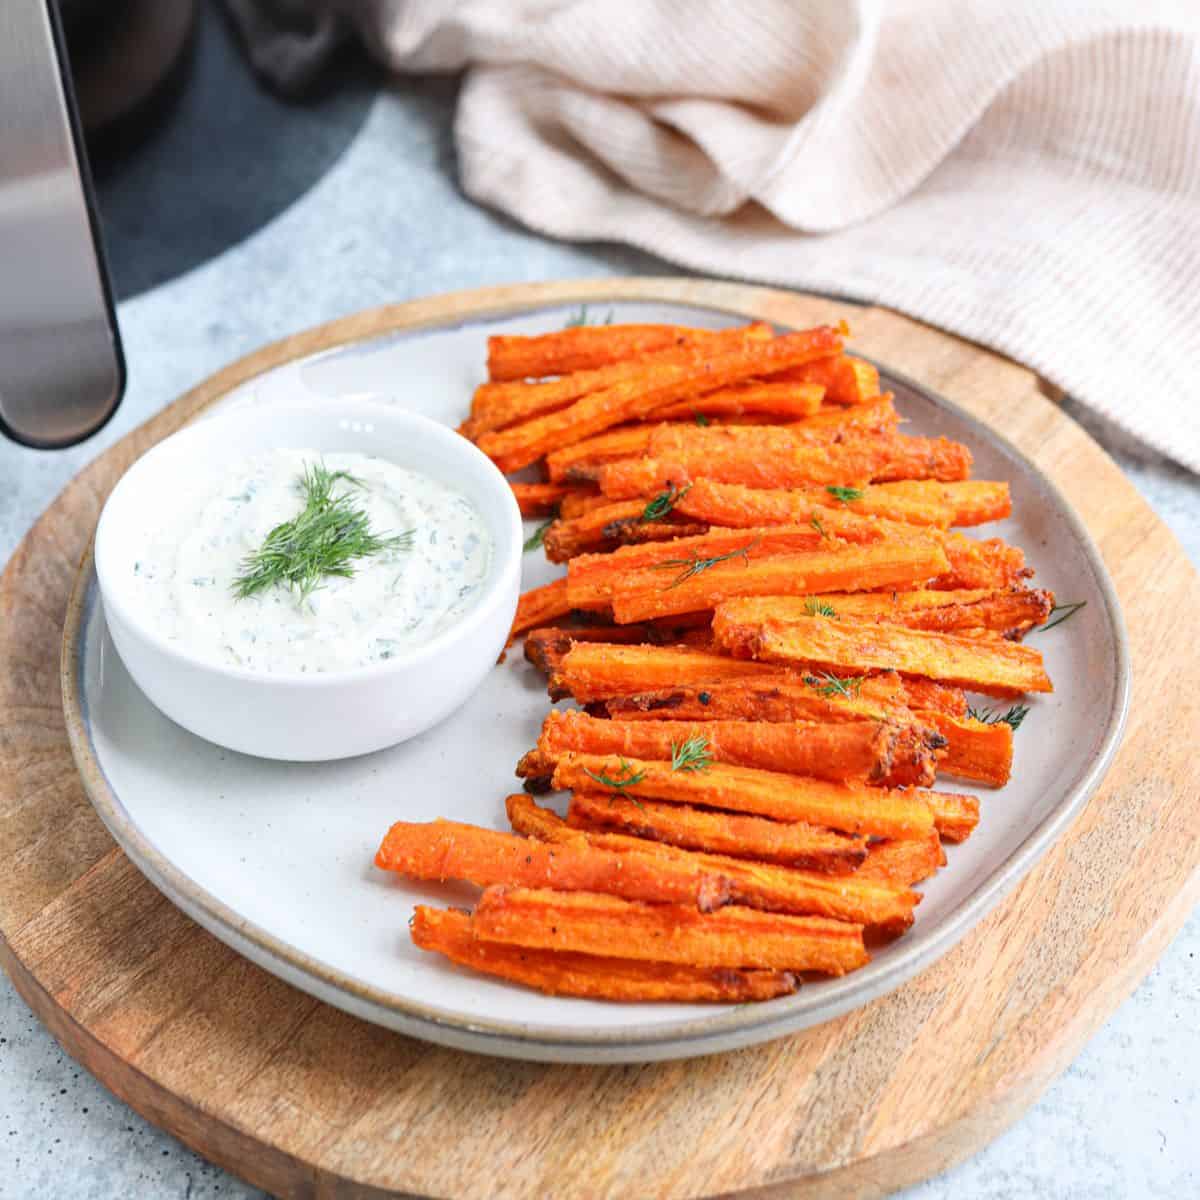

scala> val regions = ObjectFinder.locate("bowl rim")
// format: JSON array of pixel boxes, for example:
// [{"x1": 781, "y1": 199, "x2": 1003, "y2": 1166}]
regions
[{"x1": 93, "y1": 399, "x2": 523, "y2": 686}]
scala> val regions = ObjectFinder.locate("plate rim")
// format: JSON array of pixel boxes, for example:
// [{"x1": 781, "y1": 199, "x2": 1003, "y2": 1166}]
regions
[{"x1": 60, "y1": 293, "x2": 1132, "y2": 1063}]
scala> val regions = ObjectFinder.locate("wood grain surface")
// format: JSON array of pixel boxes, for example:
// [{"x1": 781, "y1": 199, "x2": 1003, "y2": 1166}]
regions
[{"x1": 1, "y1": 279, "x2": 1198, "y2": 1200}]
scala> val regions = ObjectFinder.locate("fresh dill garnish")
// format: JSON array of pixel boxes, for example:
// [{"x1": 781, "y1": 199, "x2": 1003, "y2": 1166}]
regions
[
  {"x1": 523, "y1": 518, "x2": 554, "y2": 553},
  {"x1": 640, "y1": 482, "x2": 691, "y2": 524},
  {"x1": 583, "y1": 757, "x2": 646, "y2": 792},
  {"x1": 564, "y1": 305, "x2": 614, "y2": 328},
  {"x1": 826, "y1": 485, "x2": 864, "y2": 504},
  {"x1": 670, "y1": 735, "x2": 712, "y2": 773},
  {"x1": 804, "y1": 598, "x2": 837, "y2": 617},
  {"x1": 652, "y1": 537, "x2": 760, "y2": 590},
  {"x1": 810, "y1": 514, "x2": 828, "y2": 539},
  {"x1": 967, "y1": 704, "x2": 1030, "y2": 731},
  {"x1": 1035, "y1": 600, "x2": 1087, "y2": 632},
  {"x1": 694, "y1": 411, "x2": 711, "y2": 427},
  {"x1": 803, "y1": 672, "x2": 864, "y2": 699},
  {"x1": 232, "y1": 461, "x2": 413, "y2": 606}
]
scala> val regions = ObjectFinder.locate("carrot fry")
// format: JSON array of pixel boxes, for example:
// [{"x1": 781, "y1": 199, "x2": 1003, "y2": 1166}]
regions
[
  {"x1": 485, "y1": 322, "x2": 772, "y2": 383},
  {"x1": 509, "y1": 578, "x2": 571, "y2": 642},
  {"x1": 713, "y1": 609, "x2": 1052, "y2": 698},
  {"x1": 509, "y1": 482, "x2": 592, "y2": 518},
  {"x1": 562, "y1": 796, "x2": 915, "y2": 931},
  {"x1": 550, "y1": 643, "x2": 783, "y2": 702},
  {"x1": 523, "y1": 623, "x2": 711, "y2": 677},
  {"x1": 919, "y1": 710, "x2": 1014, "y2": 787},
  {"x1": 855, "y1": 834, "x2": 946, "y2": 886},
  {"x1": 545, "y1": 425, "x2": 657, "y2": 481},
  {"x1": 644, "y1": 476, "x2": 1011, "y2": 531},
  {"x1": 468, "y1": 325, "x2": 773, "y2": 434},
  {"x1": 544, "y1": 499, "x2": 708, "y2": 562},
  {"x1": 567, "y1": 525, "x2": 845, "y2": 610},
  {"x1": 610, "y1": 540, "x2": 951, "y2": 624},
  {"x1": 551, "y1": 753, "x2": 936, "y2": 840},
  {"x1": 472, "y1": 886, "x2": 870, "y2": 974},
  {"x1": 508, "y1": 794, "x2": 912, "y2": 929},
  {"x1": 774, "y1": 355, "x2": 881, "y2": 405},
  {"x1": 898, "y1": 678, "x2": 968, "y2": 717},
  {"x1": 376, "y1": 819, "x2": 731, "y2": 909},
  {"x1": 717, "y1": 588, "x2": 1054, "y2": 639},
  {"x1": 936, "y1": 533, "x2": 1033, "y2": 591},
  {"x1": 653, "y1": 381, "x2": 825, "y2": 422},
  {"x1": 411, "y1": 907, "x2": 796, "y2": 1002},
  {"x1": 536, "y1": 708, "x2": 901, "y2": 785},
  {"x1": 596, "y1": 433, "x2": 972, "y2": 496},
  {"x1": 924, "y1": 792, "x2": 980, "y2": 842},
  {"x1": 478, "y1": 326, "x2": 847, "y2": 473},
  {"x1": 565, "y1": 791, "x2": 866, "y2": 871}
]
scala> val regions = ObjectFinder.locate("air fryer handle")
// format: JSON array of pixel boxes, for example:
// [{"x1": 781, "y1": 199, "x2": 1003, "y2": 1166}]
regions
[{"x1": 0, "y1": 1, "x2": 125, "y2": 449}]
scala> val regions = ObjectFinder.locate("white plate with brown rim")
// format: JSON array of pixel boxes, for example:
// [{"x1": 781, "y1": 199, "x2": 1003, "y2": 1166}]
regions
[{"x1": 61, "y1": 297, "x2": 1130, "y2": 1064}]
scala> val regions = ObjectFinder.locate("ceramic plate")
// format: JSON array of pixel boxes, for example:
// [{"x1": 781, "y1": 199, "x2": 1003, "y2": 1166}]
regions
[{"x1": 62, "y1": 299, "x2": 1130, "y2": 1063}]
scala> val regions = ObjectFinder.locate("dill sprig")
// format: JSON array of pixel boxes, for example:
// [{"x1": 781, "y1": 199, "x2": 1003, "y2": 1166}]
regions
[
  {"x1": 810, "y1": 514, "x2": 828, "y2": 539},
  {"x1": 653, "y1": 537, "x2": 760, "y2": 590},
  {"x1": 524, "y1": 518, "x2": 554, "y2": 553},
  {"x1": 640, "y1": 482, "x2": 691, "y2": 524},
  {"x1": 564, "y1": 304, "x2": 614, "y2": 328},
  {"x1": 826, "y1": 485, "x2": 864, "y2": 504},
  {"x1": 804, "y1": 598, "x2": 837, "y2": 617},
  {"x1": 1036, "y1": 600, "x2": 1087, "y2": 632},
  {"x1": 670, "y1": 735, "x2": 712, "y2": 773},
  {"x1": 232, "y1": 461, "x2": 413, "y2": 606},
  {"x1": 803, "y1": 672, "x2": 864, "y2": 699},
  {"x1": 694, "y1": 411, "x2": 711, "y2": 427},
  {"x1": 967, "y1": 704, "x2": 1030, "y2": 731},
  {"x1": 583, "y1": 757, "x2": 646, "y2": 792}
]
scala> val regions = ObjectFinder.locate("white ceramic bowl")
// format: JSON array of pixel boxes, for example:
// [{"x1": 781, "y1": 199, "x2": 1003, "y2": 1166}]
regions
[{"x1": 94, "y1": 401, "x2": 522, "y2": 761}]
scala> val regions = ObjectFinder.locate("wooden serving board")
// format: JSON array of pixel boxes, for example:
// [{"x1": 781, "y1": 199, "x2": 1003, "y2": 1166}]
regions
[{"x1": 2, "y1": 279, "x2": 1198, "y2": 1200}]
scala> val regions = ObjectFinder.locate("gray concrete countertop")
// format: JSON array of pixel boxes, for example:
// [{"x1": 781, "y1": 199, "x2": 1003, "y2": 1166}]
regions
[{"x1": 1, "y1": 16, "x2": 1197, "y2": 1198}]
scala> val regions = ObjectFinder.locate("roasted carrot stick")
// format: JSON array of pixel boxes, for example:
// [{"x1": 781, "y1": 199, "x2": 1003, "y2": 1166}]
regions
[
  {"x1": 485, "y1": 322, "x2": 772, "y2": 382},
  {"x1": 610, "y1": 540, "x2": 951, "y2": 624},
  {"x1": 468, "y1": 324, "x2": 773, "y2": 434},
  {"x1": 543, "y1": 499, "x2": 708, "y2": 562},
  {"x1": 478, "y1": 326, "x2": 846, "y2": 473},
  {"x1": 936, "y1": 533, "x2": 1032, "y2": 591},
  {"x1": 775, "y1": 355, "x2": 881, "y2": 405},
  {"x1": 507, "y1": 795, "x2": 912, "y2": 929},
  {"x1": 565, "y1": 791, "x2": 867, "y2": 871},
  {"x1": 509, "y1": 481, "x2": 590, "y2": 518},
  {"x1": 536, "y1": 708, "x2": 901, "y2": 784},
  {"x1": 924, "y1": 791, "x2": 980, "y2": 842},
  {"x1": 549, "y1": 642, "x2": 783, "y2": 701},
  {"x1": 509, "y1": 578, "x2": 571, "y2": 642},
  {"x1": 919, "y1": 710, "x2": 1014, "y2": 787},
  {"x1": 713, "y1": 609, "x2": 1052, "y2": 698},
  {"x1": 551, "y1": 753, "x2": 936, "y2": 839},
  {"x1": 411, "y1": 907, "x2": 797, "y2": 1002},
  {"x1": 523, "y1": 623, "x2": 712, "y2": 677},
  {"x1": 855, "y1": 833, "x2": 946, "y2": 886},
  {"x1": 716, "y1": 588, "x2": 1053, "y2": 639},
  {"x1": 375, "y1": 819, "x2": 731, "y2": 910},
  {"x1": 653, "y1": 380, "x2": 825, "y2": 422},
  {"x1": 567, "y1": 525, "x2": 848, "y2": 610},
  {"x1": 898, "y1": 678, "x2": 968, "y2": 717},
  {"x1": 563, "y1": 796, "x2": 915, "y2": 930},
  {"x1": 649, "y1": 477, "x2": 1012, "y2": 531},
  {"x1": 595, "y1": 433, "x2": 973, "y2": 496},
  {"x1": 472, "y1": 887, "x2": 870, "y2": 974},
  {"x1": 545, "y1": 425, "x2": 657, "y2": 481}
]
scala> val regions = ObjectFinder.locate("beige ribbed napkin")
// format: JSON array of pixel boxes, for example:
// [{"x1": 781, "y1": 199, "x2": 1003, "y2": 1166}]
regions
[{"x1": 247, "y1": 0, "x2": 1200, "y2": 471}]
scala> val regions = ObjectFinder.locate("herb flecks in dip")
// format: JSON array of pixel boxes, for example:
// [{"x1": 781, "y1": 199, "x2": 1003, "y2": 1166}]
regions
[{"x1": 133, "y1": 450, "x2": 491, "y2": 674}]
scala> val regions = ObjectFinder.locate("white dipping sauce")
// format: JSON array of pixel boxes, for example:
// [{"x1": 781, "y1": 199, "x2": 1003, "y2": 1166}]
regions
[{"x1": 132, "y1": 449, "x2": 492, "y2": 673}]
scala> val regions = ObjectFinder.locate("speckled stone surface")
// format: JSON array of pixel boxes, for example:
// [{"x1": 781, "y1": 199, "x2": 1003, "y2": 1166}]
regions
[{"x1": 1, "y1": 11, "x2": 1197, "y2": 1198}]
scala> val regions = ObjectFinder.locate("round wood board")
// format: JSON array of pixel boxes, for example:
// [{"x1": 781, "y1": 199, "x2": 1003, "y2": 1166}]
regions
[{"x1": 2, "y1": 279, "x2": 1198, "y2": 1200}]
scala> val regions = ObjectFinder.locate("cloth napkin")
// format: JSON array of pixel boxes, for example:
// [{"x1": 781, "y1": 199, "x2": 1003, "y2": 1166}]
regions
[{"x1": 226, "y1": 0, "x2": 1200, "y2": 472}]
